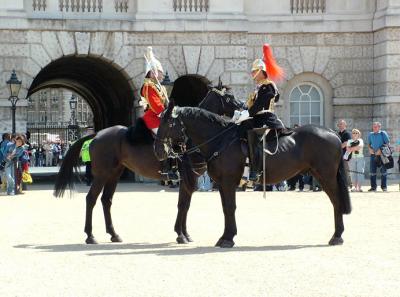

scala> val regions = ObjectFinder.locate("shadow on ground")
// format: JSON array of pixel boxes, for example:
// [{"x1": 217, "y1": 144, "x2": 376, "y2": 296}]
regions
[
  {"x1": 26, "y1": 182, "x2": 180, "y2": 194},
  {"x1": 14, "y1": 242, "x2": 329, "y2": 256}
]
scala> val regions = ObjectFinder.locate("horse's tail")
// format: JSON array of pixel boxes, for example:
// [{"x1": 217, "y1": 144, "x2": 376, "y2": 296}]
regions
[
  {"x1": 179, "y1": 154, "x2": 197, "y2": 195},
  {"x1": 53, "y1": 134, "x2": 96, "y2": 198},
  {"x1": 337, "y1": 157, "x2": 352, "y2": 214}
]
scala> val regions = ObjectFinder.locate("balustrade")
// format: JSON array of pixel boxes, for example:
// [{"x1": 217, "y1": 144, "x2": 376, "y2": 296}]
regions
[
  {"x1": 58, "y1": 0, "x2": 103, "y2": 13},
  {"x1": 290, "y1": 0, "x2": 326, "y2": 13},
  {"x1": 115, "y1": 0, "x2": 129, "y2": 12},
  {"x1": 173, "y1": 0, "x2": 209, "y2": 12},
  {"x1": 32, "y1": 0, "x2": 47, "y2": 11}
]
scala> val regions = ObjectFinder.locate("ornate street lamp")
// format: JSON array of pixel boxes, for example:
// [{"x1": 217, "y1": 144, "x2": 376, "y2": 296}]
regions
[
  {"x1": 68, "y1": 94, "x2": 80, "y2": 143},
  {"x1": 69, "y1": 94, "x2": 78, "y2": 125},
  {"x1": 6, "y1": 70, "x2": 23, "y2": 195},
  {"x1": 161, "y1": 71, "x2": 174, "y2": 97},
  {"x1": 7, "y1": 70, "x2": 22, "y2": 133}
]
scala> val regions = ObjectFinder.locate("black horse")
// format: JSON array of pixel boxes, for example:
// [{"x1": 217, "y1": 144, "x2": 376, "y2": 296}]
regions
[
  {"x1": 155, "y1": 102, "x2": 352, "y2": 248},
  {"x1": 54, "y1": 75, "x2": 244, "y2": 244}
]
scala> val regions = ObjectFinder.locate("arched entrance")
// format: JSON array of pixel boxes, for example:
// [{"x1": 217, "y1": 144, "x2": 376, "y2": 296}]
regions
[{"x1": 27, "y1": 56, "x2": 135, "y2": 130}]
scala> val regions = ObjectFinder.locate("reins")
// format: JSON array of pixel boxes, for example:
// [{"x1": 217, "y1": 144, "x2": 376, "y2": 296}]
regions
[{"x1": 183, "y1": 123, "x2": 238, "y2": 156}]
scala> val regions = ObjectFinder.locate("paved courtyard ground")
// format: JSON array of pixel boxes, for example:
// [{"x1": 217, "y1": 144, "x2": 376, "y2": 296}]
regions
[{"x1": 0, "y1": 182, "x2": 399, "y2": 297}]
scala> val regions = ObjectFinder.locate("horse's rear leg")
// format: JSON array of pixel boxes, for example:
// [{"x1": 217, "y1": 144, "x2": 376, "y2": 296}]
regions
[
  {"x1": 84, "y1": 178, "x2": 105, "y2": 244},
  {"x1": 312, "y1": 169, "x2": 345, "y2": 245},
  {"x1": 175, "y1": 180, "x2": 195, "y2": 244},
  {"x1": 101, "y1": 173, "x2": 123, "y2": 243}
]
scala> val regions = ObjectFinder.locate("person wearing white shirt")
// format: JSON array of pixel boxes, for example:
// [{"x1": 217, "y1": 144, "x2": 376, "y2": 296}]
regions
[{"x1": 345, "y1": 129, "x2": 364, "y2": 192}]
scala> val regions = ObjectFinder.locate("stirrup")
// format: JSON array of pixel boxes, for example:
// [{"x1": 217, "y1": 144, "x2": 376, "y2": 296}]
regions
[{"x1": 249, "y1": 171, "x2": 259, "y2": 182}]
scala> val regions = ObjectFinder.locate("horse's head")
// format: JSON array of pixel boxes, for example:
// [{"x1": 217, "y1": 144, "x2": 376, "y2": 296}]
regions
[
  {"x1": 198, "y1": 83, "x2": 245, "y2": 118},
  {"x1": 154, "y1": 100, "x2": 188, "y2": 161}
]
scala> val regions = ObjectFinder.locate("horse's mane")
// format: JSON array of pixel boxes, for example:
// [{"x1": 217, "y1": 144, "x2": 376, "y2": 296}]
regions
[
  {"x1": 177, "y1": 107, "x2": 233, "y2": 128},
  {"x1": 126, "y1": 118, "x2": 154, "y2": 145}
]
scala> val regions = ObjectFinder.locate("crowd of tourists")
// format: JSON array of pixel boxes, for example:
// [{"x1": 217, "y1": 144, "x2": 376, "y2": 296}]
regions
[
  {"x1": 338, "y1": 119, "x2": 399, "y2": 192},
  {"x1": 28, "y1": 141, "x2": 65, "y2": 167},
  {"x1": 0, "y1": 133, "x2": 32, "y2": 196}
]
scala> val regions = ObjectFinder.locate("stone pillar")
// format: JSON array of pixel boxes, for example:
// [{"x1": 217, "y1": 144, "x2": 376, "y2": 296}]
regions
[{"x1": 373, "y1": 0, "x2": 400, "y2": 142}]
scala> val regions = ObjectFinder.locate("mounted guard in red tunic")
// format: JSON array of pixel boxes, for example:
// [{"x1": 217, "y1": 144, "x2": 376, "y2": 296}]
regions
[
  {"x1": 139, "y1": 47, "x2": 178, "y2": 180},
  {"x1": 139, "y1": 47, "x2": 169, "y2": 134}
]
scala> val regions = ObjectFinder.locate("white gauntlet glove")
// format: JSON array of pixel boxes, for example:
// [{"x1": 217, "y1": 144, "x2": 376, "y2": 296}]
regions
[{"x1": 234, "y1": 110, "x2": 251, "y2": 124}]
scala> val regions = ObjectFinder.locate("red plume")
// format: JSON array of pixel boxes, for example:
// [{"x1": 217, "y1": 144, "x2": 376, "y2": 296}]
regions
[{"x1": 263, "y1": 44, "x2": 285, "y2": 82}]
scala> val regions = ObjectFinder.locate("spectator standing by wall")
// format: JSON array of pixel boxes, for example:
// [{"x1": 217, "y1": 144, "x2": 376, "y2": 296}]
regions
[
  {"x1": 4, "y1": 135, "x2": 26, "y2": 195},
  {"x1": 337, "y1": 119, "x2": 352, "y2": 188},
  {"x1": 346, "y1": 129, "x2": 365, "y2": 192},
  {"x1": 0, "y1": 133, "x2": 12, "y2": 191},
  {"x1": 43, "y1": 142, "x2": 53, "y2": 167},
  {"x1": 368, "y1": 122, "x2": 390, "y2": 192}
]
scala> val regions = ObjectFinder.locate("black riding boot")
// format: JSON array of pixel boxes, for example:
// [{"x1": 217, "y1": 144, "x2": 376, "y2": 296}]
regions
[
  {"x1": 160, "y1": 159, "x2": 179, "y2": 181},
  {"x1": 247, "y1": 130, "x2": 259, "y2": 182}
]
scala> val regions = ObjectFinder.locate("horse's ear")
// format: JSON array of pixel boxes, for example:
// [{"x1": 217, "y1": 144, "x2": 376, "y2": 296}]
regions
[
  {"x1": 218, "y1": 76, "x2": 222, "y2": 90},
  {"x1": 165, "y1": 99, "x2": 175, "y2": 118}
]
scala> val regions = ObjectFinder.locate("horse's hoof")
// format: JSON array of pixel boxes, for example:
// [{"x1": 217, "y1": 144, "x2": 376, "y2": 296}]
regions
[
  {"x1": 185, "y1": 235, "x2": 193, "y2": 242},
  {"x1": 329, "y1": 236, "x2": 344, "y2": 246},
  {"x1": 176, "y1": 235, "x2": 189, "y2": 244},
  {"x1": 111, "y1": 235, "x2": 123, "y2": 243},
  {"x1": 215, "y1": 238, "x2": 223, "y2": 247},
  {"x1": 86, "y1": 236, "x2": 98, "y2": 244},
  {"x1": 215, "y1": 238, "x2": 234, "y2": 248},
  {"x1": 219, "y1": 239, "x2": 235, "y2": 248}
]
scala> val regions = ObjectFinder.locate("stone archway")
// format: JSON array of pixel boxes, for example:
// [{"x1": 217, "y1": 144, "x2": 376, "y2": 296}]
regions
[{"x1": 27, "y1": 56, "x2": 135, "y2": 130}]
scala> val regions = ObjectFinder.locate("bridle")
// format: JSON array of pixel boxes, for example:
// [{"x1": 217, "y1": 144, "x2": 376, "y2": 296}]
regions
[
  {"x1": 158, "y1": 107, "x2": 238, "y2": 161},
  {"x1": 198, "y1": 88, "x2": 244, "y2": 117},
  {"x1": 158, "y1": 109, "x2": 189, "y2": 159},
  {"x1": 158, "y1": 88, "x2": 244, "y2": 160}
]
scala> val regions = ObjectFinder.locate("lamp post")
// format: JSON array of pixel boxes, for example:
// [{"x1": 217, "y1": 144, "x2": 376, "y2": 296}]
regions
[
  {"x1": 7, "y1": 70, "x2": 22, "y2": 134},
  {"x1": 6, "y1": 70, "x2": 22, "y2": 195},
  {"x1": 161, "y1": 71, "x2": 174, "y2": 97},
  {"x1": 68, "y1": 94, "x2": 80, "y2": 143},
  {"x1": 69, "y1": 94, "x2": 78, "y2": 125}
]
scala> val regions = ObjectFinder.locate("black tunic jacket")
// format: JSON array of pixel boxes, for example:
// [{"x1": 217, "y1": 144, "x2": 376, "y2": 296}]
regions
[{"x1": 248, "y1": 83, "x2": 283, "y2": 129}]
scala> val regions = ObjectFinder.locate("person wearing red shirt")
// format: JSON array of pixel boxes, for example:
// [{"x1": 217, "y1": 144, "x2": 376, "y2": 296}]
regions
[{"x1": 140, "y1": 47, "x2": 178, "y2": 181}]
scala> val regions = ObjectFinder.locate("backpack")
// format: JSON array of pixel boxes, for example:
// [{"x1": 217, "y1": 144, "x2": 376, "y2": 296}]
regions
[{"x1": 380, "y1": 132, "x2": 394, "y2": 169}]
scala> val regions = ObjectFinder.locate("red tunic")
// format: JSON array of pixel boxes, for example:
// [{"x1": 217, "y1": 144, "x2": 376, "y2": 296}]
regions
[{"x1": 140, "y1": 79, "x2": 167, "y2": 129}]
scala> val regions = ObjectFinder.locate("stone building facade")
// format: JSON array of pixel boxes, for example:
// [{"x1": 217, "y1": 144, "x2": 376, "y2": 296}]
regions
[
  {"x1": 0, "y1": 0, "x2": 399, "y2": 144},
  {"x1": 27, "y1": 88, "x2": 93, "y2": 127}
]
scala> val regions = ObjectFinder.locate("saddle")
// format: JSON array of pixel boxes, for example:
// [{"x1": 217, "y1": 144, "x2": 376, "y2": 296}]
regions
[
  {"x1": 126, "y1": 118, "x2": 155, "y2": 145},
  {"x1": 240, "y1": 128, "x2": 294, "y2": 157}
]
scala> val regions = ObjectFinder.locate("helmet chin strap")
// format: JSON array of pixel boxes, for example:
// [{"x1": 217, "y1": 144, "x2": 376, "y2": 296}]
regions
[{"x1": 252, "y1": 69, "x2": 261, "y2": 81}]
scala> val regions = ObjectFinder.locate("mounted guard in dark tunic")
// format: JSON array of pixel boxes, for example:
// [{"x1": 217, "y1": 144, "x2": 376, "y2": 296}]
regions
[{"x1": 242, "y1": 44, "x2": 286, "y2": 181}]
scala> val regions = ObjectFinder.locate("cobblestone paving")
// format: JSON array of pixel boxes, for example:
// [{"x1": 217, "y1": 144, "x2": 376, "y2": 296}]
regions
[{"x1": 0, "y1": 183, "x2": 399, "y2": 297}]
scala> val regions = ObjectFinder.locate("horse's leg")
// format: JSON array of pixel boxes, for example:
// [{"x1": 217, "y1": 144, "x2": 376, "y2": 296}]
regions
[
  {"x1": 101, "y1": 171, "x2": 123, "y2": 243},
  {"x1": 84, "y1": 177, "x2": 105, "y2": 244},
  {"x1": 311, "y1": 169, "x2": 344, "y2": 245},
  {"x1": 175, "y1": 180, "x2": 195, "y2": 244},
  {"x1": 215, "y1": 182, "x2": 237, "y2": 248}
]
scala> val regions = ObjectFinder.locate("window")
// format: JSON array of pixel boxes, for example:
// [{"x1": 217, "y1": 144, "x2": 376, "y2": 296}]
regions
[
  {"x1": 39, "y1": 111, "x2": 47, "y2": 123},
  {"x1": 289, "y1": 83, "x2": 323, "y2": 126}
]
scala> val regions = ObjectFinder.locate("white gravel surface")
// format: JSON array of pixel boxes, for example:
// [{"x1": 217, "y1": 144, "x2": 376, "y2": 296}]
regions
[{"x1": 0, "y1": 183, "x2": 399, "y2": 297}]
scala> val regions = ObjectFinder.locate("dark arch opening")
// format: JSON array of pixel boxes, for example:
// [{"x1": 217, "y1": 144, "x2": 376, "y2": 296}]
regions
[{"x1": 27, "y1": 56, "x2": 135, "y2": 130}]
